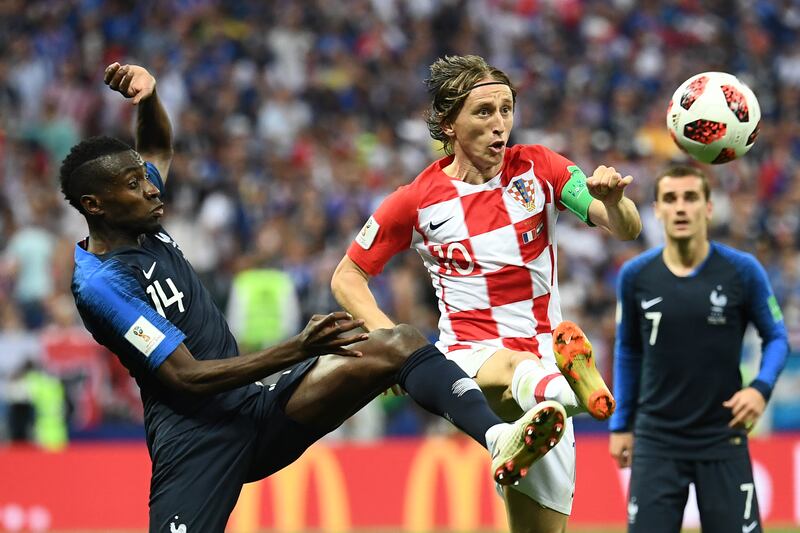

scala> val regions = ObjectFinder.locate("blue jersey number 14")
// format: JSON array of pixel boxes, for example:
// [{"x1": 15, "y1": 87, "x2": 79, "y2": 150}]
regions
[{"x1": 146, "y1": 278, "x2": 186, "y2": 317}]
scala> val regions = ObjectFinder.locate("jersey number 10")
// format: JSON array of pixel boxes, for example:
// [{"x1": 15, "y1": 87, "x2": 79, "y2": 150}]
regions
[
  {"x1": 433, "y1": 243, "x2": 475, "y2": 275},
  {"x1": 146, "y1": 278, "x2": 186, "y2": 317}
]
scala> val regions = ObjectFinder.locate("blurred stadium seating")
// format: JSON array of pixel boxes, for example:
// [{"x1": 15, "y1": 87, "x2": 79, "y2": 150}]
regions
[{"x1": 0, "y1": 0, "x2": 798, "y2": 530}]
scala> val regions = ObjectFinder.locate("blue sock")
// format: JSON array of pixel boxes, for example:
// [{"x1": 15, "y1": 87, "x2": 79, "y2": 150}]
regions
[{"x1": 396, "y1": 344, "x2": 502, "y2": 448}]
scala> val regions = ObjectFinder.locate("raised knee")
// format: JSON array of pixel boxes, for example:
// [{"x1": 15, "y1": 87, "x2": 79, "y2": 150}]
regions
[
  {"x1": 486, "y1": 349, "x2": 530, "y2": 382},
  {"x1": 392, "y1": 323, "x2": 427, "y2": 346},
  {"x1": 370, "y1": 324, "x2": 428, "y2": 365},
  {"x1": 389, "y1": 323, "x2": 428, "y2": 357},
  {"x1": 479, "y1": 350, "x2": 540, "y2": 406},
  {"x1": 508, "y1": 350, "x2": 540, "y2": 369}
]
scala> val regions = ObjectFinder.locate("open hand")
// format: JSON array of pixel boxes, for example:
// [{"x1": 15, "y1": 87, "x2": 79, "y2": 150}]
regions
[
  {"x1": 587, "y1": 165, "x2": 633, "y2": 206},
  {"x1": 104, "y1": 62, "x2": 156, "y2": 105},
  {"x1": 297, "y1": 312, "x2": 369, "y2": 358}
]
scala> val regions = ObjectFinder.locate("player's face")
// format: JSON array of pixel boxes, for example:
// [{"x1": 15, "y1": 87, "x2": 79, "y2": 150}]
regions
[
  {"x1": 446, "y1": 80, "x2": 514, "y2": 172},
  {"x1": 88, "y1": 151, "x2": 164, "y2": 233},
  {"x1": 654, "y1": 176, "x2": 712, "y2": 241}
]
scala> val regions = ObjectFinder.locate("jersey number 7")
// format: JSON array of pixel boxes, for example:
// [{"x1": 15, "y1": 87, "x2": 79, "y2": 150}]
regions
[{"x1": 644, "y1": 311, "x2": 661, "y2": 346}]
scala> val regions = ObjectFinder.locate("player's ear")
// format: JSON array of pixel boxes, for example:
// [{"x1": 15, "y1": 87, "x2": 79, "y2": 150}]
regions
[
  {"x1": 442, "y1": 121, "x2": 455, "y2": 137},
  {"x1": 705, "y1": 198, "x2": 713, "y2": 221},
  {"x1": 81, "y1": 194, "x2": 103, "y2": 216}
]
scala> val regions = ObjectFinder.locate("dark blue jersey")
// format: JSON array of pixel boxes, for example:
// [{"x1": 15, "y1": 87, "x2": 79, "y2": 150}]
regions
[
  {"x1": 72, "y1": 163, "x2": 262, "y2": 449},
  {"x1": 610, "y1": 243, "x2": 789, "y2": 458}
]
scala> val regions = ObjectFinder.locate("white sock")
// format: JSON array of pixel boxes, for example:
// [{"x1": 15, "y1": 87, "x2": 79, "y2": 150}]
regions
[{"x1": 511, "y1": 359, "x2": 584, "y2": 417}]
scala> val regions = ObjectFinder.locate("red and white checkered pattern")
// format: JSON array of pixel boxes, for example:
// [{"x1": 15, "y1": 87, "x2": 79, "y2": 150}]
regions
[{"x1": 348, "y1": 145, "x2": 578, "y2": 363}]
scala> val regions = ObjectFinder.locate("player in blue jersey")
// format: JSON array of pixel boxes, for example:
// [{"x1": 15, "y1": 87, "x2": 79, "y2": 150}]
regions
[
  {"x1": 61, "y1": 63, "x2": 567, "y2": 532},
  {"x1": 609, "y1": 165, "x2": 789, "y2": 533}
]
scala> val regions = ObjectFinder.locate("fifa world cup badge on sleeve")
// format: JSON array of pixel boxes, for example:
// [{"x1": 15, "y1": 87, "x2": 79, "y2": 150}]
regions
[
  {"x1": 125, "y1": 316, "x2": 166, "y2": 356},
  {"x1": 356, "y1": 216, "x2": 380, "y2": 250}
]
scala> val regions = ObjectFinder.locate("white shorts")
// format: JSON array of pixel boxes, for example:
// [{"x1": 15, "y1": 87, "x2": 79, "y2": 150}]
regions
[
  {"x1": 443, "y1": 344, "x2": 576, "y2": 515},
  {"x1": 442, "y1": 345, "x2": 500, "y2": 378},
  {"x1": 509, "y1": 417, "x2": 575, "y2": 515}
]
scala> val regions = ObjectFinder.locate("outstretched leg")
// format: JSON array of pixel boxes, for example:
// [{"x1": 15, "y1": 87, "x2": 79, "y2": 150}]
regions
[
  {"x1": 475, "y1": 324, "x2": 615, "y2": 421},
  {"x1": 284, "y1": 324, "x2": 564, "y2": 484}
]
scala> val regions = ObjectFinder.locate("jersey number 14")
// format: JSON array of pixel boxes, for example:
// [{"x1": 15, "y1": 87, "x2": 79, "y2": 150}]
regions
[{"x1": 146, "y1": 278, "x2": 185, "y2": 317}]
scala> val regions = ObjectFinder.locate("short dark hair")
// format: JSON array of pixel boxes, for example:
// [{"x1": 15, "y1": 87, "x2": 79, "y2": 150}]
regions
[
  {"x1": 59, "y1": 136, "x2": 132, "y2": 213},
  {"x1": 425, "y1": 55, "x2": 516, "y2": 155},
  {"x1": 654, "y1": 165, "x2": 711, "y2": 201}
]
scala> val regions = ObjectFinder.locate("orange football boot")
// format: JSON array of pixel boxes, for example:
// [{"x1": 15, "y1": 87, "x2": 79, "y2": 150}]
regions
[{"x1": 553, "y1": 321, "x2": 616, "y2": 420}]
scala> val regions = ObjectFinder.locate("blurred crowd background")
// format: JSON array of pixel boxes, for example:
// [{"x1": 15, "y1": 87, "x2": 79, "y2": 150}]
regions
[{"x1": 0, "y1": 0, "x2": 798, "y2": 449}]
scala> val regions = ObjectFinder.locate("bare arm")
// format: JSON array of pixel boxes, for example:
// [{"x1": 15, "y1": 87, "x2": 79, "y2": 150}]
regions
[
  {"x1": 104, "y1": 62, "x2": 174, "y2": 181},
  {"x1": 156, "y1": 312, "x2": 368, "y2": 395},
  {"x1": 331, "y1": 255, "x2": 395, "y2": 332},
  {"x1": 586, "y1": 165, "x2": 642, "y2": 240}
]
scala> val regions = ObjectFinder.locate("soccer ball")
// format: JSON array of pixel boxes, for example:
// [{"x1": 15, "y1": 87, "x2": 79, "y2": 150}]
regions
[{"x1": 666, "y1": 72, "x2": 761, "y2": 164}]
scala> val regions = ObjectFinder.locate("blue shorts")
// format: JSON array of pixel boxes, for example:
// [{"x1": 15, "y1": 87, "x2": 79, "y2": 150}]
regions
[
  {"x1": 148, "y1": 358, "x2": 322, "y2": 533},
  {"x1": 627, "y1": 451, "x2": 761, "y2": 533}
]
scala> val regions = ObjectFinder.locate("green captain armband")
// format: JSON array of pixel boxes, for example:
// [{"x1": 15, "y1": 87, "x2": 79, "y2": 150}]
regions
[{"x1": 561, "y1": 165, "x2": 595, "y2": 226}]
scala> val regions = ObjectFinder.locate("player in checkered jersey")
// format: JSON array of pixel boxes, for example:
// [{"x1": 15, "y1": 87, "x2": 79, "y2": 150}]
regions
[{"x1": 332, "y1": 55, "x2": 641, "y2": 532}]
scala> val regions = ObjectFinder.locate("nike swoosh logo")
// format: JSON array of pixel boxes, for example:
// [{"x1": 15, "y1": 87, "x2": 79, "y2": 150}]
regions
[
  {"x1": 429, "y1": 217, "x2": 452, "y2": 231},
  {"x1": 742, "y1": 521, "x2": 757, "y2": 533},
  {"x1": 143, "y1": 261, "x2": 157, "y2": 280},
  {"x1": 641, "y1": 296, "x2": 663, "y2": 309}
]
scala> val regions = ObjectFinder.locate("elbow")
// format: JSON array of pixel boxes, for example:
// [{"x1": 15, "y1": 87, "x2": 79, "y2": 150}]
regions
[
  {"x1": 152, "y1": 146, "x2": 175, "y2": 160},
  {"x1": 330, "y1": 270, "x2": 346, "y2": 305},
  {"x1": 160, "y1": 365, "x2": 215, "y2": 396},
  {"x1": 331, "y1": 257, "x2": 367, "y2": 305},
  {"x1": 624, "y1": 224, "x2": 642, "y2": 241},
  {"x1": 618, "y1": 218, "x2": 642, "y2": 241},
  {"x1": 632, "y1": 217, "x2": 643, "y2": 240}
]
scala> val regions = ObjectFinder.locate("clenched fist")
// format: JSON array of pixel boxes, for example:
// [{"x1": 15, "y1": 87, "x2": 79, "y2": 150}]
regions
[
  {"x1": 104, "y1": 62, "x2": 156, "y2": 105},
  {"x1": 587, "y1": 165, "x2": 633, "y2": 206}
]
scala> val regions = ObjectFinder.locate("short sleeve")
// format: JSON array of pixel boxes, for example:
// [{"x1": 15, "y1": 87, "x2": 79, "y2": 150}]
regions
[
  {"x1": 518, "y1": 145, "x2": 592, "y2": 223},
  {"x1": 346, "y1": 185, "x2": 419, "y2": 275},
  {"x1": 76, "y1": 261, "x2": 185, "y2": 371}
]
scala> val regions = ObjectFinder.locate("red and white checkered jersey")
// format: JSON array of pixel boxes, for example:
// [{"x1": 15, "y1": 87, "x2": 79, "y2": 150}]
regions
[{"x1": 347, "y1": 144, "x2": 582, "y2": 362}]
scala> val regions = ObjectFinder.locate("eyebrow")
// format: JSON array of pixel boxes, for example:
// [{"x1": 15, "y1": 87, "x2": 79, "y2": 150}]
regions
[
  {"x1": 117, "y1": 164, "x2": 147, "y2": 179},
  {"x1": 661, "y1": 190, "x2": 701, "y2": 198},
  {"x1": 470, "y1": 96, "x2": 513, "y2": 107}
]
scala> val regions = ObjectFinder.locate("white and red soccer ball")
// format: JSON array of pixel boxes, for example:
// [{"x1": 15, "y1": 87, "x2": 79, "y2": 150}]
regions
[{"x1": 666, "y1": 72, "x2": 761, "y2": 164}]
